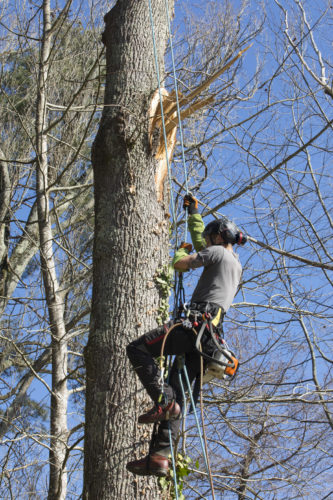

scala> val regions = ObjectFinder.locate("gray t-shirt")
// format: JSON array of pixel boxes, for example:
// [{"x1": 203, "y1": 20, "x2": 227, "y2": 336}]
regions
[{"x1": 190, "y1": 245, "x2": 242, "y2": 312}]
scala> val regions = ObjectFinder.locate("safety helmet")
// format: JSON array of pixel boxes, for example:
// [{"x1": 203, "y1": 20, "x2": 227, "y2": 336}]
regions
[{"x1": 202, "y1": 216, "x2": 247, "y2": 245}]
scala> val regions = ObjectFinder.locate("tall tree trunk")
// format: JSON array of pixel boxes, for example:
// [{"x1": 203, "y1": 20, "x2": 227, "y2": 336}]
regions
[
  {"x1": 36, "y1": 2, "x2": 68, "y2": 498},
  {"x1": 84, "y1": 0, "x2": 174, "y2": 498},
  {"x1": 0, "y1": 149, "x2": 10, "y2": 299}
]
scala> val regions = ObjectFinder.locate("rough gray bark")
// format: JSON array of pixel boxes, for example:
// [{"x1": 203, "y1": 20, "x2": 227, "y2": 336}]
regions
[{"x1": 84, "y1": 0, "x2": 174, "y2": 498}]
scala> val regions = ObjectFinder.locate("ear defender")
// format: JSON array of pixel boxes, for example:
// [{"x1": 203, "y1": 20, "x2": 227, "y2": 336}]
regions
[
  {"x1": 236, "y1": 232, "x2": 247, "y2": 245},
  {"x1": 221, "y1": 229, "x2": 237, "y2": 245}
]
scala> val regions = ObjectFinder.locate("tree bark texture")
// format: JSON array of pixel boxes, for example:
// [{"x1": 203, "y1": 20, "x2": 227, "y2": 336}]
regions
[{"x1": 84, "y1": 0, "x2": 174, "y2": 498}]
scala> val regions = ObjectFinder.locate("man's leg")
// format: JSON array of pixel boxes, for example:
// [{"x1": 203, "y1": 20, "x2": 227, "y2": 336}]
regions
[
  {"x1": 126, "y1": 323, "x2": 200, "y2": 476},
  {"x1": 150, "y1": 350, "x2": 202, "y2": 458},
  {"x1": 126, "y1": 323, "x2": 174, "y2": 404},
  {"x1": 126, "y1": 322, "x2": 197, "y2": 408}
]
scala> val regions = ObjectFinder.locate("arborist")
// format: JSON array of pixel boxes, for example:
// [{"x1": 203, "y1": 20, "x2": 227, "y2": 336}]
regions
[{"x1": 126, "y1": 194, "x2": 247, "y2": 477}]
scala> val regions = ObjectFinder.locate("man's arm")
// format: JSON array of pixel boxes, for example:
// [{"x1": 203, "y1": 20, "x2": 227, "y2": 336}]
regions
[
  {"x1": 188, "y1": 214, "x2": 205, "y2": 252},
  {"x1": 173, "y1": 253, "x2": 203, "y2": 272},
  {"x1": 183, "y1": 195, "x2": 206, "y2": 252}
]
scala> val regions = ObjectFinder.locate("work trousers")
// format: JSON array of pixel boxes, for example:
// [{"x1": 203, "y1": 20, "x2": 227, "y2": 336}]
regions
[{"x1": 126, "y1": 321, "x2": 214, "y2": 456}]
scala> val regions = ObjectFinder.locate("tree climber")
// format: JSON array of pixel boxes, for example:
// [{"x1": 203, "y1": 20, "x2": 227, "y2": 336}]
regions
[{"x1": 126, "y1": 194, "x2": 247, "y2": 477}]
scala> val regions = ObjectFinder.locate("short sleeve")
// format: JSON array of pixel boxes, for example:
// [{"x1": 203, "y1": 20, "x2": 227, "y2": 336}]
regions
[{"x1": 197, "y1": 246, "x2": 224, "y2": 267}]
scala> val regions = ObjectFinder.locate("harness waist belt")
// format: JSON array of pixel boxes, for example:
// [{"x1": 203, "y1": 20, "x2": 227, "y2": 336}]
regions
[{"x1": 189, "y1": 302, "x2": 224, "y2": 326}]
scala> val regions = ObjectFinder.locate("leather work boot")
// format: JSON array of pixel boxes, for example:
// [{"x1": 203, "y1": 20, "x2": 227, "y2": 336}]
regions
[
  {"x1": 138, "y1": 401, "x2": 181, "y2": 424},
  {"x1": 126, "y1": 453, "x2": 169, "y2": 477}
]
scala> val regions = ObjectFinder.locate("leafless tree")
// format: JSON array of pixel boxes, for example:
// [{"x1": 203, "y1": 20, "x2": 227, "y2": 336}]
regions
[
  {"x1": 0, "y1": 1, "x2": 102, "y2": 498},
  {"x1": 1, "y1": 0, "x2": 333, "y2": 498}
]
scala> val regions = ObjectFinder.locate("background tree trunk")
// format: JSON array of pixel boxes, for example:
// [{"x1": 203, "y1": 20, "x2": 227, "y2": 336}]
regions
[
  {"x1": 84, "y1": 0, "x2": 174, "y2": 498},
  {"x1": 0, "y1": 150, "x2": 10, "y2": 279},
  {"x1": 36, "y1": 2, "x2": 68, "y2": 498}
]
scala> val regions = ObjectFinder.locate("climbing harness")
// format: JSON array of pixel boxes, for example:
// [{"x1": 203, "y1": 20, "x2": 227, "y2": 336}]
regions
[
  {"x1": 193, "y1": 309, "x2": 239, "y2": 381},
  {"x1": 181, "y1": 302, "x2": 239, "y2": 382}
]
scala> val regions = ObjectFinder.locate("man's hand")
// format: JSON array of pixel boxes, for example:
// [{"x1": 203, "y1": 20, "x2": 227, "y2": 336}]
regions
[
  {"x1": 180, "y1": 242, "x2": 192, "y2": 253},
  {"x1": 183, "y1": 194, "x2": 198, "y2": 215},
  {"x1": 173, "y1": 242, "x2": 204, "y2": 272},
  {"x1": 172, "y1": 242, "x2": 192, "y2": 272}
]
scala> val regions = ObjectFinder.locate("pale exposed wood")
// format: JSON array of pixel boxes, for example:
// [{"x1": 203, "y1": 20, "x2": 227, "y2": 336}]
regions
[
  {"x1": 148, "y1": 45, "x2": 251, "y2": 194},
  {"x1": 164, "y1": 95, "x2": 215, "y2": 135},
  {"x1": 148, "y1": 88, "x2": 178, "y2": 202},
  {"x1": 178, "y1": 44, "x2": 252, "y2": 109},
  {"x1": 148, "y1": 87, "x2": 169, "y2": 149},
  {"x1": 163, "y1": 44, "x2": 252, "y2": 122}
]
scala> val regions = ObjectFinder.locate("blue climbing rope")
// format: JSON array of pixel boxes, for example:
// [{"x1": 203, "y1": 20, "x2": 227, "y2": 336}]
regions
[
  {"x1": 163, "y1": 0, "x2": 190, "y2": 239},
  {"x1": 147, "y1": 2, "x2": 216, "y2": 497},
  {"x1": 147, "y1": 0, "x2": 179, "y2": 249},
  {"x1": 181, "y1": 364, "x2": 209, "y2": 471},
  {"x1": 148, "y1": 0, "x2": 192, "y2": 247}
]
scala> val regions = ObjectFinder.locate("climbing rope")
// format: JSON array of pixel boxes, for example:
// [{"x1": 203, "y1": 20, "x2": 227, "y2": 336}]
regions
[
  {"x1": 198, "y1": 357, "x2": 216, "y2": 498},
  {"x1": 159, "y1": 319, "x2": 216, "y2": 498},
  {"x1": 166, "y1": 356, "x2": 179, "y2": 499},
  {"x1": 148, "y1": 0, "x2": 178, "y2": 248},
  {"x1": 148, "y1": 0, "x2": 191, "y2": 245},
  {"x1": 181, "y1": 363, "x2": 209, "y2": 471},
  {"x1": 178, "y1": 354, "x2": 216, "y2": 499},
  {"x1": 163, "y1": 0, "x2": 190, "y2": 238},
  {"x1": 147, "y1": 1, "x2": 217, "y2": 497}
]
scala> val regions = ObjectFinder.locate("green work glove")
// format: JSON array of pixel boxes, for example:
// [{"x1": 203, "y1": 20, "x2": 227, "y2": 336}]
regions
[
  {"x1": 172, "y1": 242, "x2": 192, "y2": 271},
  {"x1": 183, "y1": 194, "x2": 199, "y2": 215}
]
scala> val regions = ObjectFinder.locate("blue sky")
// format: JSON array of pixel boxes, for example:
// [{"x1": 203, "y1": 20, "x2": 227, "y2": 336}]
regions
[{"x1": 1, "y1": 0, "x2": 333, "y2": 498}]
